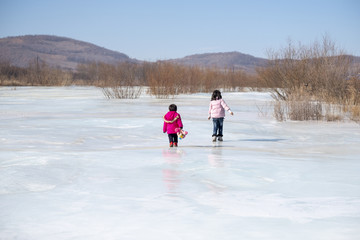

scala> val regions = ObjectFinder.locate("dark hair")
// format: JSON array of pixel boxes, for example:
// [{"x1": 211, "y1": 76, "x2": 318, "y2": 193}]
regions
[
  {"x1": 211, "y1": 90, "x2": 222, "y2": 101},
  {"x1": 169, "y1": 104, "x2": 177, "y2": 111}
]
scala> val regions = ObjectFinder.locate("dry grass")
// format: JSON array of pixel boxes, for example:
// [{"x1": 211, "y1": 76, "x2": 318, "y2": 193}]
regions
[
  {"x1": 350, "y1": 105, "x2": 360, "y2": 122},
  {"x1": 272, "y1": 88, "x2": 323, "y2": 121},
  {"x1": 102, "y1": 86, "x2": 142, "y2": 99}
]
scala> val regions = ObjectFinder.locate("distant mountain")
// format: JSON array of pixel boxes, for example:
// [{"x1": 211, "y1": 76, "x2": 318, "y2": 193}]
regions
[
  {"x1": 0, "y1": 35, "x2": 138, "y2": 70},
  {"x1": 167, "y1": 52, "x2": 268, "y2": 74},
  {"x1": 0, "y1": 35, "x2": 267, "y2": 73},
  {"x1": 1, "y1": 35, "x2": 358, "y2": 75}
]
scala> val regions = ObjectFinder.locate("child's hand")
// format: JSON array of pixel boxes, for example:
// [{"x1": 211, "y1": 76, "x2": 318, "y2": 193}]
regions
[
  {"x1": 230, "y1": 111, "x2": 234, "y2": 116},
  {"x1": 208, "y1": 116, "x2": 211, "y2": 120}
]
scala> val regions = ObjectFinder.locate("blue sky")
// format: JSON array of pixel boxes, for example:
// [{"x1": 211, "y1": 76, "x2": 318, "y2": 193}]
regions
[{"x1": 1, "y1": 0, "x2": 359, "y2": 60}]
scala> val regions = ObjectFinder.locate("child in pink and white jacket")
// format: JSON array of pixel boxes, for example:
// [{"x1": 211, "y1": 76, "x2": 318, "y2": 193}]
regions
[
  {"x1": 208, "y1": 90, "x2": 233, "y2": 142},
  {"x1": 163, "y1": 104, "x2": 183, "y2": 147}
]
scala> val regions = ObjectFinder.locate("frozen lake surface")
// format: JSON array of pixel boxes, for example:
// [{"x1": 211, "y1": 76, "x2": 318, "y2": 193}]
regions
[{"x1": 1, "y1": 87, "x2": 360, "y2": 240}]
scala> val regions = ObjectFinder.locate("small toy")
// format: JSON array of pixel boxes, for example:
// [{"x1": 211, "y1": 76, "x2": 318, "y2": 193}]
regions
[{"x1": 175, "y1": 128, "x2": 188, "y2": 140}]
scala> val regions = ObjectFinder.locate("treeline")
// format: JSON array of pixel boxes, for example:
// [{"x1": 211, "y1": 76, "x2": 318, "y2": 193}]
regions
[
  {"x1": 257, "y1": 36, "x2": 360, "y2": 121},
  {"x1": 0, "y1": 58, "x2": 73, "y2": 86},
  {"x1": 0, "y1": 58, "x2": 257, "y2": 98},
  {"x1": 76, "y1": 61, "x2": 257, "y2": 98}
]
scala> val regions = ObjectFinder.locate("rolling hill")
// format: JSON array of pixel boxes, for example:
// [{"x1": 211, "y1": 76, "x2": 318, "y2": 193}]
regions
[
  {"x1": 166, "y1": 52, "x2": 267, "y2": 73},
  {"x1": 0, "y1": 35, "x2": 138, "y2": 70},
  {"x1": 0, "y1": 35, "x2": 267, "y2": 73}
]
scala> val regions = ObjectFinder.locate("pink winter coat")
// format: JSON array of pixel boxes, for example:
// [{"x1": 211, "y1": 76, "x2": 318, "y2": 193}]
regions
[
  {"x1": 208, "y1": 99, "x2": 231, "y2": 118},
  {"x1": 163, "y1": 111, "x2": 183, "y2": 134}
]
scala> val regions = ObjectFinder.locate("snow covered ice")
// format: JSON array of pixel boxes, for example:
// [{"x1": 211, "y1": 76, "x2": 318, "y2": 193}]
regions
[{"x1": 1, "y1": 87, "x2": 360, "y2": 240}]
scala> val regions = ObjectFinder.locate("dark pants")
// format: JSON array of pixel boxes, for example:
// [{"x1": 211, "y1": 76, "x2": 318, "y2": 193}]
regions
[
  {"x1": 168, "y1": 133, "x2": 178, "y2": 143},
  {"x1": 212, "y1": 118, "x2": 224, "y2": 137}
]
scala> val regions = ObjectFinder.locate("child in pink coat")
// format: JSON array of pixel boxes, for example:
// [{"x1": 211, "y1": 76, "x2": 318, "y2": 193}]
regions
[
  {"x1": 208, "y1": 90, "x2": 233, "y2": 142},
  {"x1": 163, "y1": 104, "x2": 183, "y2": 147}
]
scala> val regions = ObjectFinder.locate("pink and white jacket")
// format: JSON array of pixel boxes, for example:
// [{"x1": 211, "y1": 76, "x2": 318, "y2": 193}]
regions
[
  {"x1": 208, "y1": 99, "x2": 232, "y2": 118},
  {"x1": 163, "y1": 111, "x2": 183, "y2": 134}
]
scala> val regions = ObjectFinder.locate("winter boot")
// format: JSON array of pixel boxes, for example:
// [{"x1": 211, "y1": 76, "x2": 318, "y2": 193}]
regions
[
  {"x1": 218, "y1": 136, "x2": 223, "y2": 141},
  {"x1": 170, "y1": 142, "x2": 173, "y2": 147},
  {"x1": 212, "y1": 136, "x2": 217, "y2": 142}
]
